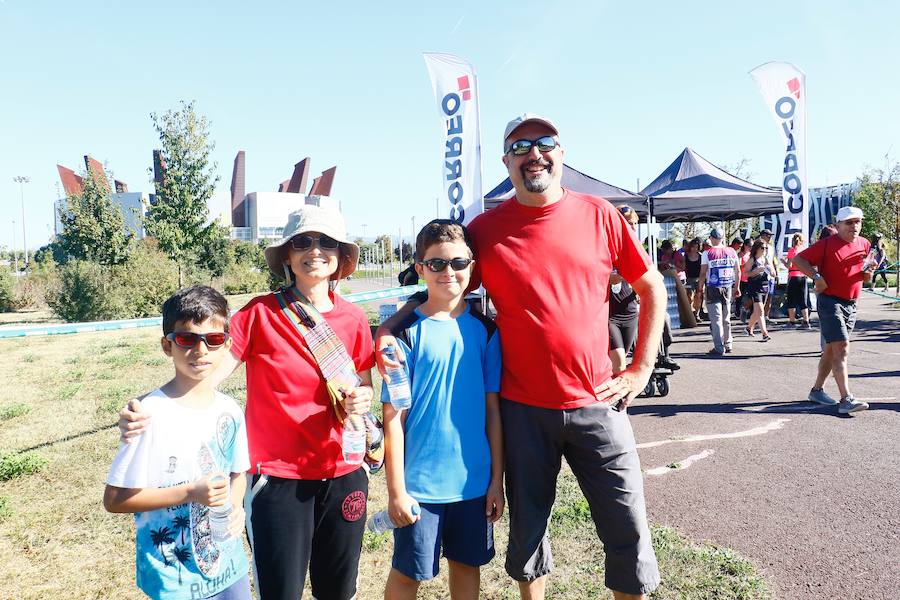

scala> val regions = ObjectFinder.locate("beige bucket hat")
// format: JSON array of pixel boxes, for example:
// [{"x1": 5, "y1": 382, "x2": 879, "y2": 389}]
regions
[{"x1": 264, "y1": 204, "x2": 359, "y2": 281}]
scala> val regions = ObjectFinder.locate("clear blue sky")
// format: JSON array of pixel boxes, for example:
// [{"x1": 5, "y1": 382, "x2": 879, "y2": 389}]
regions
[{"x1": 1, "y1": 1, "x2": 897, "y2": 251}]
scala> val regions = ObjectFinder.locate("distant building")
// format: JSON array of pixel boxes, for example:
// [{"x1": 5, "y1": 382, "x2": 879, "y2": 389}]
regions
[
  {"x1": 226, "y1": 151, "x2": 340, "y2": 243},
  {"x1": 54, "y1": 192, "x2": 151, "y2": 239},
  {"x1": 54, "y1": 155, "x2": 151, "y2": 239}
]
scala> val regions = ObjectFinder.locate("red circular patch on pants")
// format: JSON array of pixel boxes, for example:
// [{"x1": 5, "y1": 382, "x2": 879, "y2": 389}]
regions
[{"x1": 342, "y1": 491, "x2": 366, "y2": 522}]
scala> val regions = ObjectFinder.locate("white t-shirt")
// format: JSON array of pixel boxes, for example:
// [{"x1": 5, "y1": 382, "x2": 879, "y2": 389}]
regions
[{"x1": 107, "y1": 388, "x2": 250, "y2": 600}]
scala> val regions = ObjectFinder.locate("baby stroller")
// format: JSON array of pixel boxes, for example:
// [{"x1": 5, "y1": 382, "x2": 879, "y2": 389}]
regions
[{"x1": 639, "y1": 316, "x2": 679, "y2": 398}]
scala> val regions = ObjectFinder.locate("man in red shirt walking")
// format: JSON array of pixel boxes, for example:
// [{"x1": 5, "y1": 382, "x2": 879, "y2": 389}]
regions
[
  {"x1": 792, "y1": 206, "x2": 874, "y2": 414},
  {"x1": 380, "y1": 114, "x2": 666, "y2": 600}
]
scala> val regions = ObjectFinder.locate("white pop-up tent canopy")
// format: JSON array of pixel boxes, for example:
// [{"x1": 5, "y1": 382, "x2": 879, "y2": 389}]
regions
[{"x1": 641, "y1": 148, "x2": 783, "y2": 223}]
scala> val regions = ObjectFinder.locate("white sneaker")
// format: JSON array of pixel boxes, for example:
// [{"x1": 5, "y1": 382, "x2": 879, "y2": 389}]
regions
[
  {"x1": 808, "y1": 388, "x2": 838, "y2": 406},
  {"x1": 838, "y1": 396, "x2": 869, "y2": 414}
]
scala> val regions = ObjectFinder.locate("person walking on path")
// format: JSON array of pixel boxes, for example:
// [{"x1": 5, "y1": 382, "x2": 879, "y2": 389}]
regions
[
  {"x1": 792, "y1": 206, "x2": 874, "y2": 414},
  {"x1": 783, "y1": 233, "x2": 812, "y2": 328},
  {"x1": 869, "y1": 233, "x2": 889, "y2": 291},
  {"x1": 743, "y1": 240, "x2": 773, "y2": 341},
  {"x1": 737, "y1": 238, "x2": 753, "y2": 322},
  {"x1": 683, "y1": 237, "x2": 703, "y2": 321},
  {"x1": 758, "y1": 228, "x2": 780, "y2": 320},
  {"x1": 378, "y1": 113, "x2": 665, "y2": 600},
  {"x1": 697, "y1": 227, "x2": 741, "y2": 355}
]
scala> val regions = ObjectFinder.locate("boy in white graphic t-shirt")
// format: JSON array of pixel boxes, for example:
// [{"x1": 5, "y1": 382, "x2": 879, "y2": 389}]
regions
[{"x1": 104, "y1": 285, "x2": 251, "y2": 600}]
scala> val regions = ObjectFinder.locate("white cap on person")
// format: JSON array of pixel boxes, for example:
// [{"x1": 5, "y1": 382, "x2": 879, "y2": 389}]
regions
[{"x1": 836, "y1": 206, "x2": 863, "y2": 222}]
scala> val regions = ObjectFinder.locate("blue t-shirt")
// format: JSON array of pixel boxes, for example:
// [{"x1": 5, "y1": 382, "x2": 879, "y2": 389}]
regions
[
  {"x1": 382, "y1": 305, "x2": 501, "y2": 503},
  {"x1": 107, "y1": 389, "x2": 251, "y2": 600}
]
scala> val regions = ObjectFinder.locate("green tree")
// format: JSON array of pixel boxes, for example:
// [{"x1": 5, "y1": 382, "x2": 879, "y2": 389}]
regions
[
  {"x1": 144, "y1": 100, "x2": 220, "y2": 285},
  {"x1": 0, "y1": 267, "x2": 13, "y2": 312},
  {"x1": 196, "y1": 223, "x2": 233, "y2": 279},
  {"x1": 394, "y1": 240, "x2": 413, "y2": 261},
  {"x1": 855, "y1": 158, "x2": 900, "y2": 293},
  {"x1": 373, "y1": 235, "x2": 392, "y2": 263},
  {"x1": 57, "y1": 168, "x2": 132, "y2": 266}
]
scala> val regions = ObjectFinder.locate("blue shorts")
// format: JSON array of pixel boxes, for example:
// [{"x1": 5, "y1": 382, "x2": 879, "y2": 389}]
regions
[{"x1": 392, "y1": 496, "x2": 495, "y2": 580}]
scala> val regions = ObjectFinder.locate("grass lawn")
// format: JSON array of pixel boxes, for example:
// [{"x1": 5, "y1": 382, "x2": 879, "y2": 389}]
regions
[{"x1": 0, "y1": 328, "x2": 770, "y2": 599}]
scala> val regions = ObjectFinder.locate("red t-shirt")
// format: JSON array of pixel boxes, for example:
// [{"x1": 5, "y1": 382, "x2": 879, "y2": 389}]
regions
[
  {"x1": 229, "y1": 292, "x2": 375, "y2": 479},
  {"x1": 797, "y1": 235, "x2": 871, "y2": 301},
  {"x1": 786, "y1": 246, "x2": 804, "y2": 278},
  {"x1": 739, "y1": 251, "x2": 750, "y2": 283},
  {"x1": 468, "y1": 190, "x2": 651, "y2": 410}
]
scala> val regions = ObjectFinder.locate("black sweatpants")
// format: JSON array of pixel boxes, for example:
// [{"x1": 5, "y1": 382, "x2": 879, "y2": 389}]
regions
[{"x1": 246, "y1": 468, "x2": 368, "y2": 600}]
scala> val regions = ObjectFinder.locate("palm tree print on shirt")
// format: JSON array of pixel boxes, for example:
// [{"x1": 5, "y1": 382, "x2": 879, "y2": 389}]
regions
[
  {"x1": 149, "y1": 526, "x2": 176, "y2": 566},
  {"x1": 171, "y1": 545, "x2": 192, "y2": 585},
  {"x1": 173, "y1": 514, "x2": 190, "y2": 545}
]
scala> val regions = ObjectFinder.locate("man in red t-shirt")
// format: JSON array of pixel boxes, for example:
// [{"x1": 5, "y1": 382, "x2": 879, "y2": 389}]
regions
[
  {"x1": 379, "y1": 114, "x2": 666, "y2": 600},
  {"x1": 792, "y1": 206, "x2": 874, "y2": 414}
]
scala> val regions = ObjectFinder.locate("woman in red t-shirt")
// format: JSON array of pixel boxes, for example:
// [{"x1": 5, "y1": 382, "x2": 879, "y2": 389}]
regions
[
  {"x1": 232, "y1": 205, "x2": 375, "y2": 600},
  {"x1": 783, "y1": 233, "x2": 811, "y2": 328}
]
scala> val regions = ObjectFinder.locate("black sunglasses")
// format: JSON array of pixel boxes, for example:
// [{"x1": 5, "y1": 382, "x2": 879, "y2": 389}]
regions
[
  {"x1": 290, "y1": 234, "x2": 340, "y2": 251},
  {"x1": 506, "y1": 136, "x2": 559, "y2": 156},
  {"x1": 419, "y1": 257, "x2": 474, "y2": 272},
  {"x1": 165, "y1": 331, "x2": 229, "y2": 349}
]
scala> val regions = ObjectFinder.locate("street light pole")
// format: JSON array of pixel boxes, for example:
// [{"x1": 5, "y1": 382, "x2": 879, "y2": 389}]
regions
[{"x1": 13, "y1": 176, "x2": 30, "y2": 269}]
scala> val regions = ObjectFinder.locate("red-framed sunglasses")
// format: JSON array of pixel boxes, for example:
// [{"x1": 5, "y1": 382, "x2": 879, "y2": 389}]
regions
[{"x1": 165, "y1": 331, "x2": 229, "y2": 349}]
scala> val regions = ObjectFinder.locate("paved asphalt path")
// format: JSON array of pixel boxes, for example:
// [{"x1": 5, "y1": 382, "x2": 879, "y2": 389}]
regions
[
  {"x1": 629, "y1": 294, "x2": 899, "y2": 600},
  {"x1": 345, "y1": 279, "x2": 899, "y2": 597}
]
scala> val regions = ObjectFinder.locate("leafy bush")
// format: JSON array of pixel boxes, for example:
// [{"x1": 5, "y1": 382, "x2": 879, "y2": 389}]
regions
[
  {"x1": 11, "y1": 265, "x2": 56, "y2": 309},
  {"x1": 0, "y1": 452, "x2": 48, "y2": 482},
  {"x1": 222, "y1": 263, "x2": 268, "y2": 294},
  {"x1": 47, "y1": 242, "x2": 179, "y2": 322},
  {"x1": 0, "y1": 402, "x2": 31, "y2": 421},
  {"x1": 112, "y1": 240, "x2": 179, "y2": 317},
  {"x1": 0, "y1": 266, "x2": 13, "y2": 312},
  {"x1": 46, "y1": 260, "x2": 120, "y2": 322}
]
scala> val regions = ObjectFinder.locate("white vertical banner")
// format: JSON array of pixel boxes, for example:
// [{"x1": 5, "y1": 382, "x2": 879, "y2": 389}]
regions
[
  {"x1": 750, "y1": 61, "x2": 809, "y2": 258},
  {"x1": 423, "y1": 52, "x2": 483, "y2": 225}
]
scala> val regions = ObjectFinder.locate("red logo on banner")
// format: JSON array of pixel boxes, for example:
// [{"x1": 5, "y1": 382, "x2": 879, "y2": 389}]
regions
[
  {"x1": 457, "y1": 75, "x2": 471, "y2": 101},
  {"x1": 787, "y1": 77, "x2": 801, "y2": 99},
  {"x1": 342, "y1": 491, "x2": 366, "y2": 522}
]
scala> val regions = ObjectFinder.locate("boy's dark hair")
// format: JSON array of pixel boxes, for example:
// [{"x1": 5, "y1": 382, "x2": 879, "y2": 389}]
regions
[
  {"x1": 415, "y1": 219, "x2": 474, "y2": 259},
  {"x1": 162, "y1": 285, "x2": 230, "y2": 335}
]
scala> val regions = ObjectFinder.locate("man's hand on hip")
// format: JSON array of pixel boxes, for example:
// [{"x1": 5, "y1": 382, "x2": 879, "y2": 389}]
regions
[{"x1": 594, "y1": 365, "x2": 652, "y2": 410}]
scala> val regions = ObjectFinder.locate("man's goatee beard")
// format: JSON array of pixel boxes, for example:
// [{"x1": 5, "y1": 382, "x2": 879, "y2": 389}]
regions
[{"x1": 522, "y1": 162, "x2": 553, "y2": 193}]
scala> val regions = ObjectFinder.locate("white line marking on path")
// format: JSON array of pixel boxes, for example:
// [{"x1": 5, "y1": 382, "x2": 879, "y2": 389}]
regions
[
  {"x1": 854, "y1": 397, "x2": 896, "y2": 401},
  {"x1": 636, "y1": 418, "x2": 791, "y2": 449},
  {"x1": 738, "y1": 404, "x2": 818, "y2": 413},
  {"x1": 646, "y1": 449, "x2": 715, "y2": 476}
]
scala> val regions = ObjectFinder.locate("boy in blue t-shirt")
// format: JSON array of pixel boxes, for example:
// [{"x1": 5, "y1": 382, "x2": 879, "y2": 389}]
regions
[
  {"x1": 381, "y1": 219, "x2": 503, "y2": 599},
  {"x1": 104, "y1": 286, "x2": 251, "y2": 600}
]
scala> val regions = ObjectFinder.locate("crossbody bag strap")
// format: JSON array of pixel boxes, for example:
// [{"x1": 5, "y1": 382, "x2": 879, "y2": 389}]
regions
[{"x1": 274, "y1": 288, "x2": 360, "y2": 422}]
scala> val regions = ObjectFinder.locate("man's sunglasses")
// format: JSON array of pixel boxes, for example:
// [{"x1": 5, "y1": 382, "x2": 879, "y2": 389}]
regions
[
  {"x1": 165, "y1": 331, "x2": 229, "y2": 349},
  {"x1": 290, "y1": 234, "x2": 340, "y2": 251},
  {"x1": 419, "y1": 257, "x2": 474, "y2": 272},
  {"x1": 506, "y1": 136, "x2": 559, "y2": 156}
]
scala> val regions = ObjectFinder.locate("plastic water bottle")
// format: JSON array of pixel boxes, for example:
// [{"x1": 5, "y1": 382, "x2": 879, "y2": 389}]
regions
[
  {"x1": 207, "y1": 474, "x2": 232, "y2": 543},
  {"x1": 342, "y1": 414, "x2": 367, "y2": 465},
  {"x1": 382, "y1": 346, "x2": 412, "y2": 410},
  {"x1": 367, "y1": 501, "x2": 421, "y2": 534}
]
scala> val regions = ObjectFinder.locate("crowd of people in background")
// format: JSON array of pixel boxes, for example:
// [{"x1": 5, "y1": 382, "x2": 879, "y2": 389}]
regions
[{"x1": 634, "y1": 207, "x2": 877, "y2": 418}]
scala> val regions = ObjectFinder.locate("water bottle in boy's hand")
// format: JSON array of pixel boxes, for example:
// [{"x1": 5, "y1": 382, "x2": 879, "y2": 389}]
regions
[
  {"x1": 207, "y1": 474, "x2": 233, "y2": 543},
  {"x1": 367, "y1": 501, "x2": 421, "y2": 534},
  {"x1": 381, "y1": 346, "x2": 412, "y2": 409}
]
